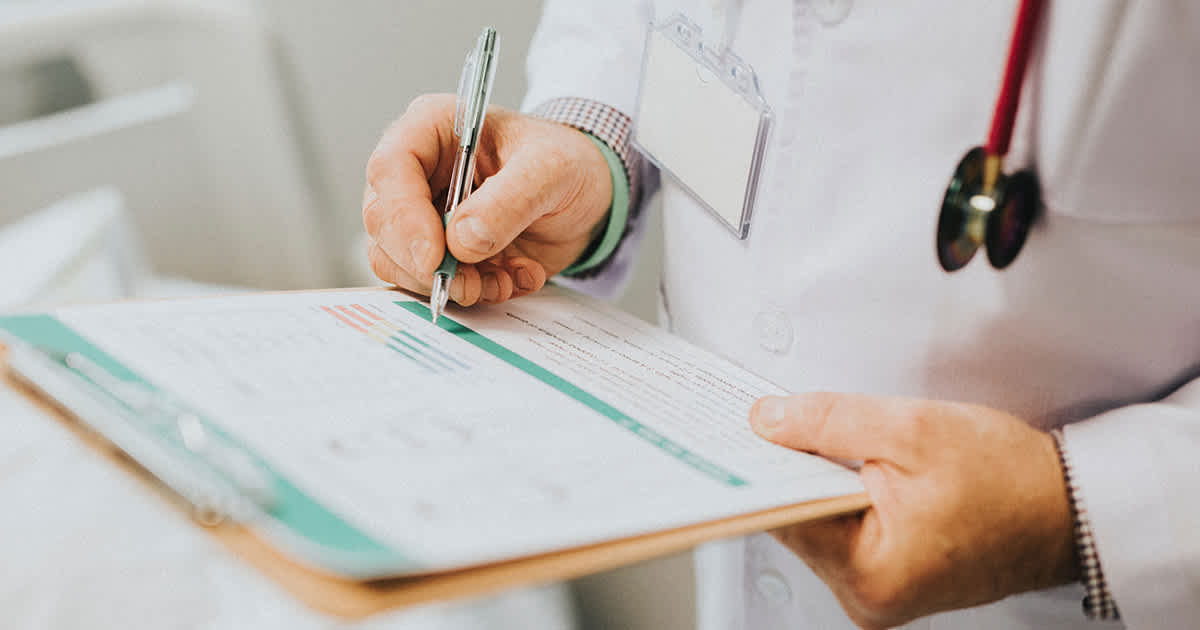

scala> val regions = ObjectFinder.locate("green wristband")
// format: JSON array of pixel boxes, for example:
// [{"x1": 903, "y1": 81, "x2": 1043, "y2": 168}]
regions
[{"x1": 561, "y1": 133, "x2": 631, "y2": 276}]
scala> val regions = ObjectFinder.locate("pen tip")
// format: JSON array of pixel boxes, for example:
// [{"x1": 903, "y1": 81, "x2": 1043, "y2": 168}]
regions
[{"x1": 430, "y1": 273, "x2": 451, "y2": 325}]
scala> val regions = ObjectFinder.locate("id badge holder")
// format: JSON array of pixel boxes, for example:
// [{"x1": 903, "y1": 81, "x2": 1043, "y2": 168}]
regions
[{"x1": 633, "y1": 13, "x2": 772, "y2": 239}]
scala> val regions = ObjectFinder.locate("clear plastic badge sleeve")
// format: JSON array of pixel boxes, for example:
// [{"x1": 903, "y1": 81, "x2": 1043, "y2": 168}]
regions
[{"x1": 632, "y1": 14, "x2": 772, "y2": 239}]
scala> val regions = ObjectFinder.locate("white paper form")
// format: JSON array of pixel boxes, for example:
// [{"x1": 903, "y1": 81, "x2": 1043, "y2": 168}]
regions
[{"x1": 50, "y1": 287, "x2": 863, "y2": 570}]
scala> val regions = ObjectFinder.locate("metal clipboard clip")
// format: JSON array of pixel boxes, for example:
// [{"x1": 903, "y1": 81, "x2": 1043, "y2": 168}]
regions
[{"x1": 6, "y1": 340, "x2": 278, "y2": 526}]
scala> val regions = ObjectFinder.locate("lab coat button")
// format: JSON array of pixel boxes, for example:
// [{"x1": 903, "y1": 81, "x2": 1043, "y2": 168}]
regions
[
  {"x1": 754, "y1": 309, "x2": 794, "y2": 354},
  {"x1": 811, "y1": 0, "x2": 852, "y2": 25},
  {"x1": 755, "y1": 569, "x2": 792, "y2": 605}
]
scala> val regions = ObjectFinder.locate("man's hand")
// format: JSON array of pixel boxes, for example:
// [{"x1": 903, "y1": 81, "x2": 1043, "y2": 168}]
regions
[
  {"x1": 749, "y1": 393, "x2": 1079, "y2": 630},
  {"x1": 364, "y1": 94, "x2": 614, "y2": 305}
]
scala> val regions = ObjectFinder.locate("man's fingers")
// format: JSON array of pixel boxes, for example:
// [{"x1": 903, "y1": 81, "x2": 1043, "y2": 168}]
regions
[
  {"x1": 775, "y1": 515, "x2": 899, "y2": 630},
  {"x1": 368, "y1": 94, "x2": 456, "y2": 186},
  {"x1": 505, "y1": 256, "x2": 547, "y2": 298},
  {"x1": 368, "y1": 240, "x2": 484, "y2": 306},
  {"x1": 453, "y1": 264, "x2": 485, "y2": 306},
  {"x1": 364, "y1": 183, "x2": 445, "y2": 282},
  {"x1": 364, "y1": 95, "x2": 458, "y2": 279},
  {"x1": 772, "y1": 515, "x2": 861, "y2": 571},
  {"x1": 446, "y1": 147, "x2": 561, "y2": 264},
  {"x1": 749, "y1": 392, "x2": 920, "y2": 464},
  {"x1": 368, "y1": 238, "x2": 428, "y2": 293}
]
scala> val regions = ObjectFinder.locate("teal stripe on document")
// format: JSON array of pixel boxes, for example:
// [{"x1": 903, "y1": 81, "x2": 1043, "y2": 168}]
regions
[
  {"x1": 395, "y1": 302, "x2": 748, "y2": 487},
  {"x1": 0, "y1": 313, "x2": 408, "y2": 572}
]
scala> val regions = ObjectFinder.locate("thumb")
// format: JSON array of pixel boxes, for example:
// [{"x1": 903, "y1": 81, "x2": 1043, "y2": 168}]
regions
[
  {"x1": 445, "y1": 149, "x2": 558, "y2": 264},
  {"x1": 749, "y1": 392, "x2": 910, "y2": 463}
]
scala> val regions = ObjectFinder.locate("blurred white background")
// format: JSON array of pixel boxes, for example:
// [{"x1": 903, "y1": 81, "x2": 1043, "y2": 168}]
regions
[{"x1": 0, "y1": 0, "x2": 684, "y2": 628}]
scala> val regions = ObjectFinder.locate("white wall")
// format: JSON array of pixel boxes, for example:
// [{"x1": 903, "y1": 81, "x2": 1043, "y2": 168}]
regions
[
  {"x1": 252, "y1": 2, "x2": 689, "y2": 629},
  {"x1": 254, "y1": 0, "x2": 540, "y2": 276}
]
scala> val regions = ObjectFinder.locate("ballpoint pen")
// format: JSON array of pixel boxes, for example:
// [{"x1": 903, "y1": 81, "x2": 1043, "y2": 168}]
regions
[{"x1": 430, "y1": 27, "x2": 499, "y2": 324}]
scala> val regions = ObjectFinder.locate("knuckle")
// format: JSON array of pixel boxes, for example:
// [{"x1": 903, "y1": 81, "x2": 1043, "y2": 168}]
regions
[
  {"x1": 540, "y1": 141, "x2": 574, "y2": 175},
  {"x1": 405, "y1": 92, "x2": 451, "y2": 115},
  {"x1": 367, "y1": 243, "x2": 397, "y2": 283},
  {"x1": 894, "y1": 404, "x2": 931, "y2": 437},
  {"x1": 545, "y1": 146, "x2": 587, "y2": 204},
  {"x1": 521, "y1": 142, "x2": 573, "y2": 200},
  {"x1": 362, "y1": 194, "x2": 387, "y2": 237},
  {"x1": 801, "y1": 391, "x2": 841, "y2": 417},
  {"x1": 371, "y1": 94, "x2": 454, "y2": 186},
  {"x1": 799, "y1": 391, "x2": 841, "y2": 433},
  {"x1": 364, "y1": 150, "x2": 393, "y2": 191}
]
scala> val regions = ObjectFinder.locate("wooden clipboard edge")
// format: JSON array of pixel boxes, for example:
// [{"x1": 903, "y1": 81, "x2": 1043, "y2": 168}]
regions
[
  {"x1": 1, "y1": 306, "x2": 872, "y2": 620},
  {"x1": 225, "y1": 492, "x2": 871, "y2": 620}
]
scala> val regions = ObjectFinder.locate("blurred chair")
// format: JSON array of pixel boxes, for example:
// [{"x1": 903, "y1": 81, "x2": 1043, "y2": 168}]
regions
[
  {"x1": 0, "y1": 188, "x2": 146, "y2": 309},
  {"x1": 0, "y1": 187, "x2": 244, "y2": 310},
  {"x1": 0, "y1": 0, "x2": 333, "y2": 289}
]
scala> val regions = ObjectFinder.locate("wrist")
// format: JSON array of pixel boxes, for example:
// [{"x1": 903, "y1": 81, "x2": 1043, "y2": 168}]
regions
[
  {"x1": 561, "y1": 133, "x2": 631, "y2": 276},
  {"x1": 1042, "y1": 430, "x2": 1084, "y2": 587},
  {"x1": 1050, "y1": 428, "x2": 1121, "y2": 620},
  {"x1": 528, "y1": 97, "x2": 642, "y2": 277}
]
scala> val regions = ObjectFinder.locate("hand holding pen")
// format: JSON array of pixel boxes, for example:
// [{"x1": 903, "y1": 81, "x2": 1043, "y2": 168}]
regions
[
  {"x1": 429, "y1": 27, "x2": 499, "y2": 322},
  {"x1": 361, "y1": 28, "x2": 615, "y2": 316}
]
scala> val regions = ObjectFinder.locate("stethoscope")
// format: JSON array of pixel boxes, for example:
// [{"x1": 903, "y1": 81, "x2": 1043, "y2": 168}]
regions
[{"x1": 937, "y1": 0, "x2": 1046, "y2": 272}]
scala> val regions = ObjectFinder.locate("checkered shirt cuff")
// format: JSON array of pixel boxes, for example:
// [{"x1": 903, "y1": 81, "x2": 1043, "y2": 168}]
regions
[
  {"x1": 1051, "y1": 429, "x2": 1121, "y2": 621},
  {"x1": 529, "y1": 97, "x2": 643, "y2": 206}
]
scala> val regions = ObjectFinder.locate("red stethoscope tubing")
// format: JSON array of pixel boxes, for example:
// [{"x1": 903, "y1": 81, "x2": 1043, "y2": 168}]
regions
[{"x1": 985, "y1": 0, "x2": 1047, "y2": 157}]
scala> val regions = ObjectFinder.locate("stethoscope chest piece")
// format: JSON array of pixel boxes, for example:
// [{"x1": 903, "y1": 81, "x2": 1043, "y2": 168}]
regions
[{"x1": 937, "y1": 146, "x2": 1041, "y2": 272}]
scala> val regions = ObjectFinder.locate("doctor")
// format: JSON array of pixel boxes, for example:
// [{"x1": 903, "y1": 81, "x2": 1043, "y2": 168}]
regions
[{"x1": 362, "y1": 1, "x2": 1200, "y2": 629}]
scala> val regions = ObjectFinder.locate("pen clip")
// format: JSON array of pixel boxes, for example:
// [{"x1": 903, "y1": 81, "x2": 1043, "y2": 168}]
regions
[
  {"x1": 453, "y1": 49, "x2": 475, "y2": 140},
  {"x1": 454, "y1": 28, "x2": 498, "y2": 150}
]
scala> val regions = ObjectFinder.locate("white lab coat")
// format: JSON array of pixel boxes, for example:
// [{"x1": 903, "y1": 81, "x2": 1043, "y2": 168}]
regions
[{"x1": 524, "y1": 1, "x2": 1200, "y2": 629}]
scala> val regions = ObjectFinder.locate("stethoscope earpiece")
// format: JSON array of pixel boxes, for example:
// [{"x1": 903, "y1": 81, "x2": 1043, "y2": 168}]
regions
[{"x1": 936, "y1": 146, "x2": 1041, "y2": 273}]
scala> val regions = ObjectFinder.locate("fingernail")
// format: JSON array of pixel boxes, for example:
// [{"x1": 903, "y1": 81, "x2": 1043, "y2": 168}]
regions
[
  {"x1": 515, "y1": 268, "x2": 536, "y2": 292},
  {"x1": 456, "y1": 217, "x2": 494, "y2": 251},
  {"x1": 450, "y1": 275, "x2": 466, "y2": 303},
  {"x1": 482, "y1": 273, "x2": 501, "y2": 302},
  {"x1": 754, "y1": 397, "x2": 787, "y2": 431},
  {"x1": 410, "y1": 238, "x2": 431, "y2": 270}
]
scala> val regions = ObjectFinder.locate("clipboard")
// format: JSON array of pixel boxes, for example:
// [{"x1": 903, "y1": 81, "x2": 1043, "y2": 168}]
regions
[{"x1": 0, "y1": 289, "x2": 871, "y2": 619}]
